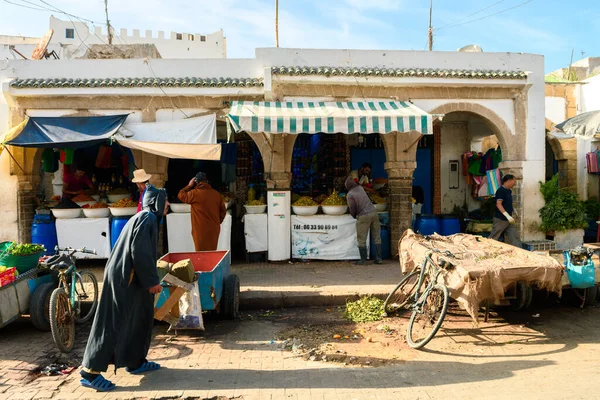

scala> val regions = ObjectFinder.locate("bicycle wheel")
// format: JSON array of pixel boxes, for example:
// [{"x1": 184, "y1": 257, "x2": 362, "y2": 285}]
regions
[
  {"x1": 49, "y1": 288, "x2": 75, "y2": 353},
  {"x1": 74, "y1": 271, "x2": 99, "y2": 324},
  {"x1": 406, "y1": 283, "x2": 449, "y2": 349},
  {"x1": 383, "y1": 270, "x2": 420, "y2": 316}
]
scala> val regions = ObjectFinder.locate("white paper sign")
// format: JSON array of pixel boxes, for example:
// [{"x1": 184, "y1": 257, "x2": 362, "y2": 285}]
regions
[{"x1": 291, "y1": 215, "x2": 361, "y2": 260}]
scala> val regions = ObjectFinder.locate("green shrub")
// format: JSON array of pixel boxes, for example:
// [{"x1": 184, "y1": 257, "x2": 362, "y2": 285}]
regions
[{"x1": 539, "y1": 175, "x2": 588, "y2": 232}]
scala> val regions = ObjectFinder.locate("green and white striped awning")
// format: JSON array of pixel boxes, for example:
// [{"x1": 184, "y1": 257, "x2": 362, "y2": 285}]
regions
[{"x1": 227, "y1": 101, "x2": 438, "y2": 135}]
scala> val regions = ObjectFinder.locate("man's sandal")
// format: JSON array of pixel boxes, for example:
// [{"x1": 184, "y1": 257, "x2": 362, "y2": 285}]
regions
[
  {"x1": 80, "y1": 375, "x2": 116, "y2": 392},
  {"x1": 126, "y1": 361, "x2": 161, "y2": 374}
]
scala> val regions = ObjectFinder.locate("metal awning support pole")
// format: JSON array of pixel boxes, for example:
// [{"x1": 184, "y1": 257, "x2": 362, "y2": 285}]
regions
[{"x1": 3, "y1": 146, "x2": 26, "y2": 174}]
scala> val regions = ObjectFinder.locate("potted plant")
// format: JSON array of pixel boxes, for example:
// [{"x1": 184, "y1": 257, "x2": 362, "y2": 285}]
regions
[{"x1": 539, "y1": 175, "x2": 588, "y2": 249}]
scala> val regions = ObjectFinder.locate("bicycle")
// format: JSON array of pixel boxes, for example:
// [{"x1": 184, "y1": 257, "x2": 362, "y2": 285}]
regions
[
  {"x1": 40, "y1": 247, "x2": 99, "y2": 353},
  {"x1": 383, "y1": 248, "x2": 454, "y2": 349}
]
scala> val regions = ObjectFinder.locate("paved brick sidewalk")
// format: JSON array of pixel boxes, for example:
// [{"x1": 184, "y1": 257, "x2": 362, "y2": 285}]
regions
[
  {"x1": 232, "y1": 260, "x2": 403, "y2": 309},
  {"x1": 2, "y1": 303, "x2": 600, "y2": 399}
]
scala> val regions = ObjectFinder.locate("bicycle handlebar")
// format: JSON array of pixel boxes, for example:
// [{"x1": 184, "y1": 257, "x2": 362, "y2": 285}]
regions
[{"x1": 55, "y1": 246, "x2": 97, "y2": 256}]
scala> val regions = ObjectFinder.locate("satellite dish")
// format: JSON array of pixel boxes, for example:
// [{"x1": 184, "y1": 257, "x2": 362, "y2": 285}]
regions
[
  {"x1": 458, "y1": 44, "x2": 483, "y2": 53},
  {"x1": 31, "y1": 29, "x2": 54, "y2": 60}
]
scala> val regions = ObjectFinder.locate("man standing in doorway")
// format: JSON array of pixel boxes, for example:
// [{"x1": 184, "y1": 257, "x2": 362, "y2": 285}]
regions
[
  {"x1": 345, "y1": 176, "x2": 382, "y2": 264},
  {"x1": 490, "y1": 174, "x2": 522, "y2": 247},
  {"x1": 131, "y1": 169, "x2": 153, "y2": 213},
  {"x1": 178, "y1": 172, "x2": 226, "y2": 251}
]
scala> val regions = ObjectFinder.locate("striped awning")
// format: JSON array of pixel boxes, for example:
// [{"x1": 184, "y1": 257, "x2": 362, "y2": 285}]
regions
[{"x1": 227, "y1": 101, "x2": 438, "y2": 135}]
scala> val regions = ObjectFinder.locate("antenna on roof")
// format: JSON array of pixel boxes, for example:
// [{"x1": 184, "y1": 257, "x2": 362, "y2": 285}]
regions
[
  {"x1": 31, "y1": 29, "x2": 58, "y2": 60},
  {"x1": 428, "y1": 0, "x2": 433, "y2": 51}
]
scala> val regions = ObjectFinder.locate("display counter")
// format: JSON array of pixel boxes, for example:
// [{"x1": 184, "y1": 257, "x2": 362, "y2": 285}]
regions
[
  {"x1": 166, "y1": 212, "x2": 232, "y2": 253},
  {"x1": 55, "y1": 218, "x2": 111, "y2": 259},
  {"x1": 291, "y1": 215, "x2": 361, "y2": 260},
  {"x1": 243, "y1": 213, "x2": 268, "y2": 253}
]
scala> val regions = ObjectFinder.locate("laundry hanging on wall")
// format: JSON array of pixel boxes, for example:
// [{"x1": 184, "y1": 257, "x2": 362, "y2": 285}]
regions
[
  {"x1": 586, "y1": 151, "x2": 600, "y2": 174},
  {"x1": 462, "y1": 147, "x2": 503, "y2": 199}
]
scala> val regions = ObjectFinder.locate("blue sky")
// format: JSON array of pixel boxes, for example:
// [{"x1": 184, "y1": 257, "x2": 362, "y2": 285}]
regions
[{"x1": 0, "y1": 0, "x2": 596, "y2": 73}]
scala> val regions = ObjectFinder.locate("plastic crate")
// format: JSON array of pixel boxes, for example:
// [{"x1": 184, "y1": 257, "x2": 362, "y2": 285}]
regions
[
  {"x1": 0, "y1": 268, "x2": 17, "y2": 287},
  {"x1": 522, "y1": 240, "x2": 556, "y2": 252}
]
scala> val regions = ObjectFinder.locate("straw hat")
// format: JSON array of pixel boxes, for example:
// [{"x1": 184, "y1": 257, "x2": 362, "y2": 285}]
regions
[{"x1": 131, "y1": 169, "x2": 152, "y2": 183}]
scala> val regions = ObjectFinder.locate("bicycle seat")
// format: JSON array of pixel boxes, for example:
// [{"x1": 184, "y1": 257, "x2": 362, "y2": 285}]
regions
[{"x1": 438, "y1": 258, "x2": 455, "y2": 271}]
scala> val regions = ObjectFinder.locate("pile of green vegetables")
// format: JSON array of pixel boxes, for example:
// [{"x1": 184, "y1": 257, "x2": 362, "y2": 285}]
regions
[
  {"x1": 344, "y1": 296, "x2": 384, "y2": 323},
  {"x1": 6, "y1": 242, "x2": 45, "y2": 256}
]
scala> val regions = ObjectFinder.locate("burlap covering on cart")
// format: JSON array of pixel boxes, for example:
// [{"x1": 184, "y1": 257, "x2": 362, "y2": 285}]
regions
[{"x1": 399, "y1": 230, "x2": 564, "y2": 323}]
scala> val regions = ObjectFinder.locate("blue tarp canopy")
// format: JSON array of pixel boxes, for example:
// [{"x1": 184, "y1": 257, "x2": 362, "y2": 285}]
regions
[{"x1": 5, "y1": 114, "x2": 128, "y2": 148}]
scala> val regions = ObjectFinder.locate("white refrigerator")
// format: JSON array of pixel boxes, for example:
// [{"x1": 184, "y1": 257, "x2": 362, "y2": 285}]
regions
[{"x1": 267, "y1": 190, "x2": 291, "y2": 261}]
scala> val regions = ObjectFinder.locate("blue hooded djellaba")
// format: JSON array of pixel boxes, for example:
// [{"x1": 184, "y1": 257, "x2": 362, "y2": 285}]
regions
[{"x1": 82, "y1": 186, "x2": 167, "y2": 372}]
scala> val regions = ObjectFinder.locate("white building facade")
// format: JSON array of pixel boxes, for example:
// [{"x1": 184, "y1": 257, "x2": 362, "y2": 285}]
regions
[
  {"x1": 0, "y1": 48, "x2": 546, "y2": 247},
  {"x1": 1, "y1": 16, "x2": 226, "y2": 60}
]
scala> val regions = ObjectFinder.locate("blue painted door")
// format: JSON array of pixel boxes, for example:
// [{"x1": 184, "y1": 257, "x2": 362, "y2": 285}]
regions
[{"x1": 413, "y1": 148, "x2": 432, "y2": 215}]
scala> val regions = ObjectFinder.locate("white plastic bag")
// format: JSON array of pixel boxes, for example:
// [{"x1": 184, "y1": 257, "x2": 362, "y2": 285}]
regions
[{"x1": 172, "y1": 281, "x2": 204, "y2": 330}]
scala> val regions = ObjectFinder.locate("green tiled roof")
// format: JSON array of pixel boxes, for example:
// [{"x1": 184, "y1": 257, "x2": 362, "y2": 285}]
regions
[
  {"x1": 271, "y1": 66, "x2": 527, "y2": 80},
  {"x1": 10, "y1": 77, "x2": 264, "y2": 89}
]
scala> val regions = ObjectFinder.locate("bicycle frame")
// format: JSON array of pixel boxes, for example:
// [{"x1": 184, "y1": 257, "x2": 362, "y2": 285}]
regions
[
  {"x1": 410, "y1": 253, "x2": 444, "y2": 308},
  {"x1": 56, "y1": 264, "x2": 79, "y2": 313}
]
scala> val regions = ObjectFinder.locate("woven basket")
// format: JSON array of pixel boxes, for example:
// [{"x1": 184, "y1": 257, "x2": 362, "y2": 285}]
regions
[{"x1": 0, "y1": 242, "x2": 42, "y2": 274}]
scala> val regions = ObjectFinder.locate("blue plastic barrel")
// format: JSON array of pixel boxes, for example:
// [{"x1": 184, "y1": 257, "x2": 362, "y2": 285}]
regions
[
  {"x1": 439, "y1": 215, "x2": 461, "y2": 236},
  {"x1": 31, "y1": 215, "x2": 58, "y2": 256},
  {"x1": 378, "y1": 212, "x2": 390, "y2": 226},
  {"x1": 111, "y1": 217, "x2": 131, "y2": 249},
  {"x1": 371, "y1": 226, "x2": 391, "y2": 260},
  {"x1": 414, "y1": 214, "x2": 440, "y2": 235}
]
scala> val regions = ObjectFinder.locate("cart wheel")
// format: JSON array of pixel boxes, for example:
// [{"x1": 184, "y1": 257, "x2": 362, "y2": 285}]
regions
[
  {"x1": 523, "y1": 284, "x2": 534, "y2": 310},
  {"x1": 508, "y1": 281, "x2": 529, "y2": 311},
  {"x1": 574, "y1": 285, "x2": 598, "y2": 307},
  {"x1": 29, "y1": 283, "x2": 54, "y2": 331},
  {"x1": 221, "y1": 274, "x2": 240, "y2": 320}
]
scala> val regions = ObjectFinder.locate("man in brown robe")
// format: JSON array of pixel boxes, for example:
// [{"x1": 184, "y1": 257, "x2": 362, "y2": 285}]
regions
[{"x1": 178, "y1": 172, "x2": 226, "y2": 251}]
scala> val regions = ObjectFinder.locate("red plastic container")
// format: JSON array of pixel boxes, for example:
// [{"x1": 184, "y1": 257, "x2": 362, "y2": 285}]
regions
[{"x1": 0, "y1": 267, "x2": 17, "y2": 287}]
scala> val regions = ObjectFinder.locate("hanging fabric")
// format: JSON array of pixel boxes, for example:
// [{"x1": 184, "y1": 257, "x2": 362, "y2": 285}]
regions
[
  {"x1": 95, "y1": 145, "x2": 113, "y2": 169},
  {"x1": 487, "y1": 168, "x2": 502, "y2": 196},
  {"x1": 41, "y1": 148, "x2": 59, "y2": 173},
  {"x1": 60, "y1": 148, "x2": 74, "y2": 165}
]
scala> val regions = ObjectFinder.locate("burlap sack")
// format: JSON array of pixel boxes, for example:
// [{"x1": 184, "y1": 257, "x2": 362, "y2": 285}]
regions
[{"x1": 170, "y1": 259, "x2": 195, "y2": 283}]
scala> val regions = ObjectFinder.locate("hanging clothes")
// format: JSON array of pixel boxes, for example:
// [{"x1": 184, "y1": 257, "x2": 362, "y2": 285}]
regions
[
  {"x1": 487, "y1": 168, "x2": 502, "y2": 196},
  {"x1": 60, "y1": 149, "x2": 74, "y2": 165},
  {"x1": 95, "y1": 146, "x2": 113, "y2": 169},
  {"x1": 41, "y1": 149, "x2": 59, "y2": 173}
]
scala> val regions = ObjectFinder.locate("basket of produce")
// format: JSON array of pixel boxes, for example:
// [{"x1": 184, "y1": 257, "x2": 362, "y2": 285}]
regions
[
  {"x1": 52, "y1": 208, "x2": 82, "y2": 219},
  {"x1": 0, "y1": 242, "x2": 45, "y2": 274},
  {"x1": 292, "y1": 197, "x2": 319, "y2": 216},
  {"x1": 170, "y1": 203, "x2": 191, "y2": 213},
  {"x1": 109, "y1": 198, "x2": 138, "y2": 217},
  {"x1": 51, "y1": 198, "x2": 81, "y2": 219},
  {"x1": 244, "y1": 200, "x2": 266, "y2": 214},
  {"x1": 222, "y1": 194, "x2": 234, "y2": 209},
  {"x1": 369, "y1": 193, "x2": 387, "y2": 212},
  {"x1": 373, "y1": 178, "x2": 388, "y2": 190},
  {"x1": 82, "y1": 202, "x2": 110, "y2": 218},
  {"x1": 72, "y1": 194, "x2": 97, "y2": 207},
  {"x1": 321, "y1": 191, "x2": 348, "y2": 215},
  {"x1": 107, "y1": 189, "x2": 131, "y2": 203}
]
